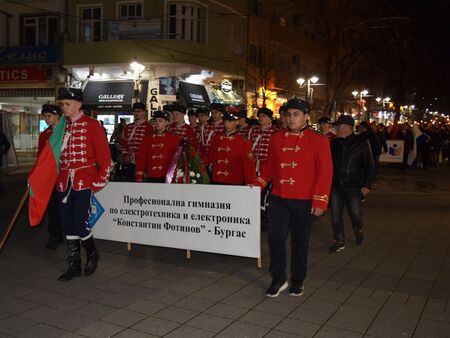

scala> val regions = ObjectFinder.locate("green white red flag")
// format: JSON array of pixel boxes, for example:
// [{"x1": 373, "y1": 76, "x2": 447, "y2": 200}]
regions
[{"x1": 28, "y1": 116, "x2": 66, "y2": 226}]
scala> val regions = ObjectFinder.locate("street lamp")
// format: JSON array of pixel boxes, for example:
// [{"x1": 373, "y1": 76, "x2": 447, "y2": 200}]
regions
[
  {"x1": 376, "y1": 96, "x2": 390, "y2": 108},
  {"x1": 352, "y1": 90, "x2": 370, "y2": 120},
  {"x1": 297, "y1": 75, "x2": 319, "y2": 102},
  {"x1": 130, "y1": 61, "x2": 145, "y2": 103}
]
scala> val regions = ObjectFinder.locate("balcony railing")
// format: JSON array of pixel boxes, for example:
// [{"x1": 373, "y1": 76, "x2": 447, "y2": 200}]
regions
[
  {"x1": 71, "y1": 18, "x2": 164, "y2": 42},
  {"x1": 107, "y1": 19, "x2": 163, "y2": 41}
]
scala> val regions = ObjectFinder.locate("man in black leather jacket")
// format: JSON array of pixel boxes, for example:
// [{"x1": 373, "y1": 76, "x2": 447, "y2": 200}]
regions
[{"x1": 329, "y1": 116, "x2": 375, "y2": 252}]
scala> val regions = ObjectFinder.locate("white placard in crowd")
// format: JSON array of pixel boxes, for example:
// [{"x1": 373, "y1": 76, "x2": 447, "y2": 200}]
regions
[
  {"x1": 91, "y1": 182, "x2": 261, "y2": 258},
  {"x1": 379, "y1": 140, "x2": 404, "y2": 163}
]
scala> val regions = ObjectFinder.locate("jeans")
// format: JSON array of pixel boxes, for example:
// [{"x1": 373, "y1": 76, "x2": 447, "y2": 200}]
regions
[
  {"x1": 330, "y1": 187, "x2": 363, "y2": 241},
  {"x1": 267, "y1": 194, "x2": 314, "y2": 283}
]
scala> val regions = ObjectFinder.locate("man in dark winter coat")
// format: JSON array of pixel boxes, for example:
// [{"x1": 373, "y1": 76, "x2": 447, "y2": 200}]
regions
[{"x1": 329, "y1": 115, "x2": 375, "y2": 252}]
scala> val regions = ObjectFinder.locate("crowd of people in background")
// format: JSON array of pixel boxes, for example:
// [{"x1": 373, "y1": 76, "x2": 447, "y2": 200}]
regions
[{"x1": 106, "y1": 107, "x2": 450, "y2": 178}]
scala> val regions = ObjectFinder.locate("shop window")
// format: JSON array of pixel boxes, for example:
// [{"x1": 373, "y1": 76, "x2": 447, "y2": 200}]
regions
[
  {"x1": 166, "y1": 2, "x2": 206, "y2": 43},
  {"x1": 21, "y1": 16, "x2": 58, "y2": 46},
  {"x1": 79, "y1": 6, "x2": 102, "y2": 42},
  {"x1": 118, "y1": 2, "x2": 143, "y2": 20}
]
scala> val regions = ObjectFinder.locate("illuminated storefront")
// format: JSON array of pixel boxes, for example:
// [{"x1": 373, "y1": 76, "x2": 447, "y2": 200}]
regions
[{"x1": 0, "y1": 46, "x2": 63, "y2": 154}]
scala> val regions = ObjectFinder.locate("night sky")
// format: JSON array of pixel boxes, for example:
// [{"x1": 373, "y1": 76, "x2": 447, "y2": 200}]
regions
[{"x1": 390, "y1": 0, "x2": 450, "y2": 112}]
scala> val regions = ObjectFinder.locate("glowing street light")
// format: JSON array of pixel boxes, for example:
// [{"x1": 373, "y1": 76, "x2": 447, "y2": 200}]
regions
[
  {"x1": 130, "y1": 61, "x2": 145, "y2": 75},
  {"x1": 296, "y1": 75, "x2": 319, "y2": 102},
  {"x1": 352, "y1": 90, "x2": 370, "y2": 112},
  {"x1": 130, "y1": 60, "x2": 146, "y2": 103},
  {"x1": 376, "y1": 96, "x2": 390, "y2": 109}
]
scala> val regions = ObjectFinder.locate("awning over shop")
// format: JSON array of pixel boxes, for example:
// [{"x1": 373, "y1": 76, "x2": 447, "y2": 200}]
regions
[
  {"x1": 83, "y1": 80, "x2": 148, "y2": 111},
  {"x1": 178, "y1": 81, "x2": 210, "y2": 108},
  {"x1": 0, "y1": 88, "x2": 55, "y2": 97}
]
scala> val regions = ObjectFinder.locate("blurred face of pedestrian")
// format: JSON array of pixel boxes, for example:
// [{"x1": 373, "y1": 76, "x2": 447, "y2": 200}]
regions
[
  {"x1": 211, "y1": 110, "x2": 222, "y2": 122},
  {"x1": 224, "y1": 120, "x2": 238, "y2": 133},
  {"x1": 319, "y1": 122, "x2": 331, "y2": 133},
  {"x1": 237, "y1": 117, "x2": 247, "y2": 127},
  {"x1": 286, "y1": 109, "x2": 308, "y2": 131},
  {"x1": 336, "y1": 124, "x2": 353, "y2": 137},
  {"x1": 197, "y1": 113, "x2": 209, "y2": 125},
  {"x1": 258, "y1": 113, "x2": 272, "y2": 127},
  {"x1": 43, "y1": 112, "x2": 60, "y2": 128},
  {"x1": 188, "y1": 114, "x2": 197, "y2": 126},
  {"x1": 359, "y1": 125, "x2": 368, "y2": 133},
  {"x1": 154, "y1": 118, "x2": 169, "y2": 133},
  {"x1": 171, "y1": 110, "x2": 185, "y2": 123},
  {"x1": 133, "y1": 108, "x2": 145, "y2": 122},
  {"x1": 60, "y1": 99, "x2": 82, "y2": 119}
]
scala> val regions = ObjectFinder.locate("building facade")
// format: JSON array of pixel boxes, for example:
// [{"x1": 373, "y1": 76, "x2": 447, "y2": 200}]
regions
[
  {"x1": 0, "y1": 0, "x2": 67, "y2": 156},
  {"x1": 64, "y1": 0, "x2": 250, "y2": 137}
]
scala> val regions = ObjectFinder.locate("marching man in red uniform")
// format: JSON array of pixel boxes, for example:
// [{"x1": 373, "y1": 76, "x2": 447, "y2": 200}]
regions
[
  {"x1": 120, "y1": 102, "x2": 153, "y2": 181},
  {"x1": 249, "y1": 107, "x2": 277, "y2": 174},
  {"x1": 195, "y1": 108, "x2": 211, "y2": 163},
  {"x1": 56, "y1": 88, "x2": 112, "y2": 281},
  {"x1": 237, "y1": 109, "x2": 251, "y2": 139},
  {"x1": 254, "y1": 99, "x2": 333, "y2": 297},
  {"x1": 168, "y1": 104, "x2": 198, "y2": 148},
  {"x1": 317, "y1": 116, "x2": 336, "y2": 141},
  {"x1": 208, "y1": 112, "x2": 256, "y2": 185},
  {"x1": 135, "y1": 111, "x2": 181, "y2": 183},
  {"x1": 202, "y1": 103, "x2": 225, "y2": 157},
  {"x1": 38, "y1": 104, "x2": 64, "y2": 249}
]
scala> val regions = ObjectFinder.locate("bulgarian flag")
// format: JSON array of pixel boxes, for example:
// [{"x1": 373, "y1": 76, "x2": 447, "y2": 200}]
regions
[{"x1": 28, "y1": 116, "x2": 66, "y2": 226}]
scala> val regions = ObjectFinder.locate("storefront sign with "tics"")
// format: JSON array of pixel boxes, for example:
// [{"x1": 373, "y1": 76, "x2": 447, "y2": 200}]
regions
[{"x1": 0, "y1": 67, "x2": 46, "y2": 82}]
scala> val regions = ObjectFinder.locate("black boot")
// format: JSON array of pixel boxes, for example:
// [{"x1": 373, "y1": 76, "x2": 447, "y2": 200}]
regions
[
  {"x1": 58, "y1": 240, "x2": 81, "y2": 281},
  {"x1": 82, "y1": 237, "x2": 99, "y2": 276}
]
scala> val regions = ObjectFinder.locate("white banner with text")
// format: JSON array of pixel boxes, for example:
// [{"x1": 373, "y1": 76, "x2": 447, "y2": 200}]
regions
[{"x1": 91, "y1": 183, "x2": 261, "y2": 258}]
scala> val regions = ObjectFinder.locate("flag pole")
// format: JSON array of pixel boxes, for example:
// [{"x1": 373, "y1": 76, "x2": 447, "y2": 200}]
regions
[{"x1": 0, "y1": 188, "x2": 29, "y2": 252}]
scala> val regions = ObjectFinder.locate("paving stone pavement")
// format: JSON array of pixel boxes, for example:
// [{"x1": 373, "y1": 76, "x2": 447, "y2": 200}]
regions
[{"x1": 0, "y1": 166, "x2": 449, "y2": 337}]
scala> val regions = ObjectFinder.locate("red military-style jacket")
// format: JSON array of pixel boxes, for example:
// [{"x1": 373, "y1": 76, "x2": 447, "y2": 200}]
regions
[
  {"x1": 249, "y1": 124, "x2": 277, "y2": 170},
  {"x1": 56, "y1": 112, "x2": 112, "y2": 193},
  {"x1": 135, "y1": 130, "x2": 181, "y2": 182},
  {"x1": 37, "y1": 128, "x2": 52, "y2": 156},
  {"x1": 255, "y1": 127, "x2": 333, "y2": 210},
  {"x1": 208, "y1": 131, "x2": 256, "y2": 185},
  {"x1": 195, "y1": 123, "x2": 206, "y2": 154},
  {"x1": 121, "y1": 120, "x2": 153, "y2": 164},
  {"x1": 202, "y1": 120, "x2": 225, "y2": 154},
  {"x1": 168, "y1": 121, "x2": 198, "y2": 149},
  {"x1": 238, "y1": 124, "x2": 251, "y2": 139}
]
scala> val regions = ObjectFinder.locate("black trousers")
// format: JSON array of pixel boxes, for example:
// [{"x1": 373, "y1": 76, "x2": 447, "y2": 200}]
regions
[
  {"x1": 267, "y1": 194, "x2": 314, "y2": 283},
  {"x1": 127, "y1": 164, "x2": 136, "y2": 182},
  {"x1": 47, "y1": 190, "x2": 63, "y2": 241},
  {"x1": 56, "y1": 185, "x2": 92, "y2": 240},
  {"x1": 146, "y1": 177, "x2": 165, "y2": 183}
]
